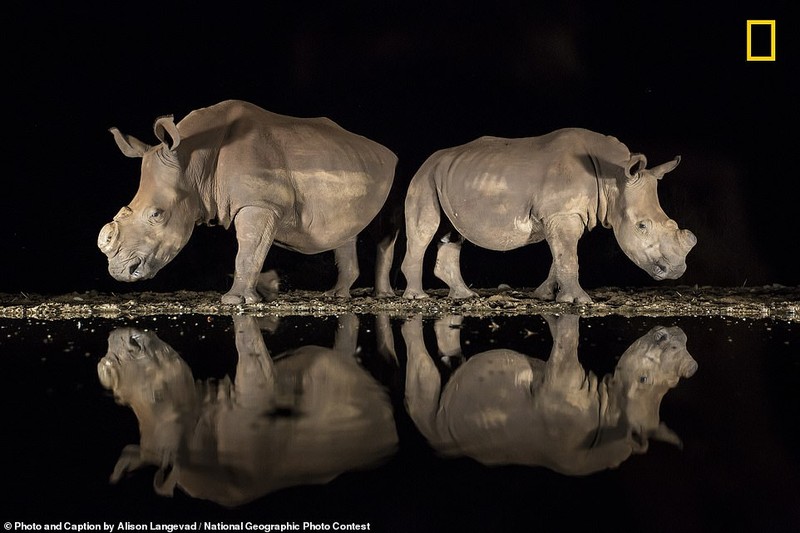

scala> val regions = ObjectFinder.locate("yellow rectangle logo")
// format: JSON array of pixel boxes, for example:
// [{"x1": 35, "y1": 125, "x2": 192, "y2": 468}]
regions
[{"x1": 747, "y1": 20, "x2": 776, "y2": 61}]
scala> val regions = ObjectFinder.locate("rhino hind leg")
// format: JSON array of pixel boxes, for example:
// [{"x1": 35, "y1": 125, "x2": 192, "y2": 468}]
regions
[
  {"x1": 401, "y1": 174, "x2": 443, "y2": 299},
  {"x1": 532, "y1": 214, "x2": 592, "y2": 304},
  {"x1": 373, "y1": 230, "x2": 399, "y2": 298},
  {"x1": 434, "y1": 233, "x2": 477, "y2": 299},
  {"x1": 324, "y1": 238, "x2": 359, "y2": 298}
]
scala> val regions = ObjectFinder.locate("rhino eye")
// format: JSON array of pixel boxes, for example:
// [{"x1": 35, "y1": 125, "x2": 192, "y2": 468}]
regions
[
  {"x1": 636, "y1": 220, "x2": 651, "y2": 234},
  {"x1": 639, "y1": 375, "x2": 649, "y2": 384},
  {"x1": 148, "y1": 208, "x2": 166, "y2": 224}
]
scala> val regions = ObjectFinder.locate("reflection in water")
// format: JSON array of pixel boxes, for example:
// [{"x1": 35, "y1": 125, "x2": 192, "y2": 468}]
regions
[
  {"x1": 97, "y1": 314, "x2": 398, "y2": 507},
  {"x1": 403, "y1": 314, "x2": 698, "y2": 475}
]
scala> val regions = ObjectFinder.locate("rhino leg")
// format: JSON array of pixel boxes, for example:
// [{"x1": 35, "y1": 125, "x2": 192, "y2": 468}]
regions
[
  {"x1": 533, "y1": 214, "x2": 592, "y2": 304},
  {"x1": 373, "y1": 230, "x2": 399, "y2": 298},
  {"x1": 224, "y1": 206, "x2": 281, "y2": 305},
  {"x1": 434, "y1": 315, "x2": 464, "y2": 367},
  {"x1": 323, "y1": 237, "x2": 359, "y2": 298},
  {"x1": 401, "y1": 175, "x2": 442, "y2": 299},
  {"x1": 434, "y1": 233, "x2": 477, "y2": 299},
  {"x1": 402, "y1": 316, "x2": 443, "y2": 444},
  {"x1": 375, "y1": 313, "x2": 398, "y2": 364},
  {"x1": 232, "y1": 315, "x2": 276, "y2": 409},
  {"x1": 334, "y1": 313, "x2": 360, "y2": 354}
]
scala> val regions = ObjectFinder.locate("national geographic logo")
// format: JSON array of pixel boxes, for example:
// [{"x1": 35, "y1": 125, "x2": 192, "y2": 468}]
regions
[{"x1": 746, "y1": 20, "x2": 776, "y2": 61}]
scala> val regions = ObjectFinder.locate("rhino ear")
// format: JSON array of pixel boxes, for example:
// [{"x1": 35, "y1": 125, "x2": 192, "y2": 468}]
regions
[
  {"x1": 109, "y1": 127, "x2": 151, "y2": 158},
  {"x1": 650, "y1": 156, "x2": 681, "y2": 180},
  {"x1": 624, "y1": 153, "x2": 648, "y2": 181},
  {"x1": 153, "y1": 115, "x2": 181, "y2": 151}
]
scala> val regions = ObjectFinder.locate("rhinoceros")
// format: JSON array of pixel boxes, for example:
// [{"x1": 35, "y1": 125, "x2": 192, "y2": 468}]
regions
[
  {"x1": 403, "y1": 314, "x2": 698, "y2": 475},
  {"x1": 97, "y1": 314, "x2": 398, "y2": 507},
  {"x1": 98, "y1": 100, "x2": 398, "y2": 303},
  {"x1": 401, "y1": 128, "x2": 697, "y2": 302}
]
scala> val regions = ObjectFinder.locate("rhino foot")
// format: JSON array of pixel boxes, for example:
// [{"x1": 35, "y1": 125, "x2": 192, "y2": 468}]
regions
[
  {"x1": 533, "y1": 282, "x2": 558, "y2": 301},
  {"x1": 533, "y1": 281, "x2": 592, "y2": 304},
  {"x1": 402, "y1": 289, "x2": 430, "y2": 300},
  {"x1": 323, "y1": 288, "x2": 352, "y2": 298},
  {"x1": 221, "y1": 289, "x2": 263, "y2": 305},
  {"x1": 556, "y1": 290, "x2": 593, "y2": 304},
  {"x1": 447, "y1": 287, "x2": 478, "y2": 299},
  {"x1": 373, "y1": 288, "x2": 398, "y2": 299}
]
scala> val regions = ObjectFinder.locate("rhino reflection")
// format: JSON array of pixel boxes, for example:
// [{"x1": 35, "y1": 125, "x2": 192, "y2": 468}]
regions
[
  {"x1": 403, "y1": 314, "x2": 697, "y2": 475},
  {"x1": 97, "y1": 314, "x2": 398, "y2": 507}
]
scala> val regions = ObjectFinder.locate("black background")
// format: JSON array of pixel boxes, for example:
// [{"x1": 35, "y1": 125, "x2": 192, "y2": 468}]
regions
[{"x1": 4, "y1": 1, "x2": 795, "y2": 295}]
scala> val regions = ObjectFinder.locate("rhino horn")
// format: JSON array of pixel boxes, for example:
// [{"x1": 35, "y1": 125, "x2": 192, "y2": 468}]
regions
[
  {"x1": 109, "y1": 127, "x2": 151, "y2": 158},
  {"x1": 650, "y1": 156, "x2": 681, "y2": 180},
  {"x1": 624, "y1": 153, "x2": 648, "y2": 181},
  {"x1": 154, "y1": 115, "x2": 181, "y2": 150},
  {"x1": 678, "y1": 228, "x2": 698, "y2": 251},
  {"x1": 98, "y1": 221, "x2": 119, "y2": 254},
  {"x1": 651, "y1": 422, "x2": 683, "y2": 449}
]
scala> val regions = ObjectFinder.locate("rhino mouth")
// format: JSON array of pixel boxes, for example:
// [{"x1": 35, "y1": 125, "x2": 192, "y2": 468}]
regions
[
  {"x1": 652, "y1": 261, "x2": 669, "y2": 281},
  {"x1": 109, "y1": 255, "x2": 158, "y2": 282},
  {"x1": 650, "y1": 258, "x2": 685, "y2": 281}
]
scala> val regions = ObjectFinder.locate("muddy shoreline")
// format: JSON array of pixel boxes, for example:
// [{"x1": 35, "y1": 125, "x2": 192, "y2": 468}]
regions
[{"x1": 1, "y1": 285, "x2": 798, "y2": 321}]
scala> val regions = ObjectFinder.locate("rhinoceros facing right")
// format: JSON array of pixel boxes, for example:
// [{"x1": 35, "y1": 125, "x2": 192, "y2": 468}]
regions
[{"x1": 401, "y1": 128, "x2": 697, "y2": 302}]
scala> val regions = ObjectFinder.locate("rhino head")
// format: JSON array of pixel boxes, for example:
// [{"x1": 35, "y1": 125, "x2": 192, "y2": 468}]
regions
[
  {"x1": 608, "y1": 154, "x2": 697, "y2": 281},
  {"x1": 98, "y1": 117, "x2": 199, "y2": 282},
  {"x1": 611, "y1": 325, "x2": 698, "y2": 450}
]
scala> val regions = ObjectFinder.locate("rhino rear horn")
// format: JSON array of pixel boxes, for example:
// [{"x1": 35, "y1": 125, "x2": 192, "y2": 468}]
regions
[
  {"x1": 650, "y1": 156, "x2": 681, "y2": 180},
  {"x1": 154, "y1": 115, "x2": 181, "y2": 151}
]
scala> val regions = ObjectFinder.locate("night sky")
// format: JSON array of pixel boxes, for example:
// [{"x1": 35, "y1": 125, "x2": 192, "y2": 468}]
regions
[{"x1": 5, "y1": 1, "x2": 795, "y2": 296}]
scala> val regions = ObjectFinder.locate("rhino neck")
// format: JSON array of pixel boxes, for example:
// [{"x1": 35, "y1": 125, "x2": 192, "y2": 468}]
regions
[
  {"x1": 587, "y1": 153, "x2": 615, "y2": 230},
  {"x1": 595, "y1": 175, "x2": 615, "y2": 230},
  {"x1": 185, "y1": 146, "x2": 229, "y2": 228}
]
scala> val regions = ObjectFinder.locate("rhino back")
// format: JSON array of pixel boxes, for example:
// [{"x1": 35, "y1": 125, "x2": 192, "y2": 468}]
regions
[
  {"x1": 428, "y1": 128, "x2": 620, "y2": 249},
  {"x1": 177, "y1": 100, "x2": 396, "y2": 247}
]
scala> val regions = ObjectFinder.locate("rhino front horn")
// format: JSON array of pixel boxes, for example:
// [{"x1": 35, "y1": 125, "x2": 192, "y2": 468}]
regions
[
  {"x1": 98, "y1": 221, "x2": 119, "y2": 255},
  {"x1": 678, "y1": 229, "x2": 697, "y2": 250}
]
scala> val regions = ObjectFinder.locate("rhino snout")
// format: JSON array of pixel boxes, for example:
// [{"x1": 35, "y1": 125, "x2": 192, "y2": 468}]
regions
[
  {"x1": 681, "y1": 358, "x2": 699, "y2": 378},
  {"x1": 98, "y1": 222, "x2": 119, "y2": 255}
]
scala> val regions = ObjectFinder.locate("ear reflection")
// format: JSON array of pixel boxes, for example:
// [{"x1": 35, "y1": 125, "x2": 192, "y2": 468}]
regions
[
  {"x1": 402, "y1": 314, "x2": 697, "y2": 475},
  {"x1": 98, "y1": 314, "x2": 398, "y2": 507}
]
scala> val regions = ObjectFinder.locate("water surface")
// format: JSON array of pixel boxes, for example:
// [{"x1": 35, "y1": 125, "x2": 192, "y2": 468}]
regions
[{"x1": 2, "y1": 313, "x2": 797, "y2": 532}]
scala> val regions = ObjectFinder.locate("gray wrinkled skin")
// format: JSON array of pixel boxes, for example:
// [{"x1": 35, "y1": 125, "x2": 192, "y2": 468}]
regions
[
  {"x1": 403, "y1": 315, "x2": 698, "y2": 475},
  {"x1": 401, "y1": 128, "x2": 697, "y2": 302},
  {"x1": 98, "y1": 100, "x2": 397, "y2": 304}
]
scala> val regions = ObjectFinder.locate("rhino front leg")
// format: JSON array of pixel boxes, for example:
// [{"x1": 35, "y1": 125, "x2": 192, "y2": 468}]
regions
[
  {"x1": 323, "y1": 237, "x2": 359, "y2": 298},
  {"x1": 224, "y1": 206, "x2": 280, "y2": 305},
  {"x1": 533, "y1": 214, "x2": 591, "y2": 304},
  {"x1": 232, "y1": 315, "x2": 276, "y2": 409}
]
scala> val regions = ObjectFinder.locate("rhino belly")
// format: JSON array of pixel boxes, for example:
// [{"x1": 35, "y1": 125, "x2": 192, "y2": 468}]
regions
[
  {"x1": 277, "y1": 169, "x2": 390, "y2": 253},
  {"x1": 442, "y1": 196, "x2": 544, "y2": 251}
]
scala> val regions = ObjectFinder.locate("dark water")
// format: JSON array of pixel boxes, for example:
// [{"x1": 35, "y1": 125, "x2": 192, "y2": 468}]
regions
[{"x1": 2, "y1": 313, "x2": 798, "y2": 533}]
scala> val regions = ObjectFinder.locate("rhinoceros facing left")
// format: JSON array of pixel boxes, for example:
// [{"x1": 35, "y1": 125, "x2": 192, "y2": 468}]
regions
[
  {"x1": 98, "y1": 100, "x2": 398, "y2": 303},
  {"x1": 401, "y1": 128, "x2": 697, "y2": 302}
]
